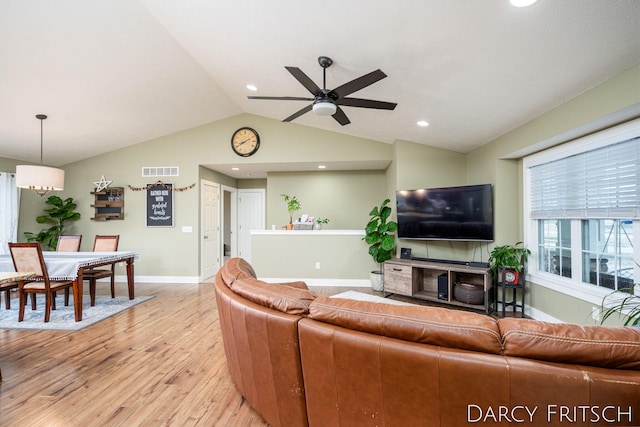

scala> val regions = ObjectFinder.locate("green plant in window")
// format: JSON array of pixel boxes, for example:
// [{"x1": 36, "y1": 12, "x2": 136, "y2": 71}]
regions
[{"x1": 600, "y1": 283, "x2": 640, "y2": 327}]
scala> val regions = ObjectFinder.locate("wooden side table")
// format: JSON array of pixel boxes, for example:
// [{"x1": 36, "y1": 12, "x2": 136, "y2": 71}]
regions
[{"x1": 497, "y1": 268, "x2": 525, "y2": 317}]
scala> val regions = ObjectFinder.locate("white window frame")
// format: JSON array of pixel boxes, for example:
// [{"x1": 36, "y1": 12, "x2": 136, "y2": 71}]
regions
[{"x1": 523, "y1": 118, "x2": 640, "y2": 305}]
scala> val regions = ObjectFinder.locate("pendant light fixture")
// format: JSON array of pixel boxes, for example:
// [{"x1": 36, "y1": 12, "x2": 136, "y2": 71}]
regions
[{"x1": 16, "y1": 114, "x2": 65, "y2": 197}]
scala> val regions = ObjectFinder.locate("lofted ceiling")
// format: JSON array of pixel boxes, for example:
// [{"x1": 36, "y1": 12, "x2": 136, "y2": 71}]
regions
[{"x1": 1, "y1": 0, "x2": 639, "y2": 176}]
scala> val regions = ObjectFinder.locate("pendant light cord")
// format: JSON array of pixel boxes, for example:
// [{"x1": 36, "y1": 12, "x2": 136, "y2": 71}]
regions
[{"x1": 36, "y1": 114, "x2": 47, "y2": 165}]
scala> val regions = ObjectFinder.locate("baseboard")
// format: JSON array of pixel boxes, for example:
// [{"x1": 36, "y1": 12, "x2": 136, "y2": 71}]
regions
[{"x1": 115, "y1": 275, "x2": 199, "y2": 284}]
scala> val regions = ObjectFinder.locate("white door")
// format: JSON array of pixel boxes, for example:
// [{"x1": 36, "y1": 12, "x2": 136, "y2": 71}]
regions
[
  {"x1": 237, "y1": 189, "x2": 265, "y2": 263},
  {"x1": 201, "y1": 180, "x2": 220, "y2": 282}
]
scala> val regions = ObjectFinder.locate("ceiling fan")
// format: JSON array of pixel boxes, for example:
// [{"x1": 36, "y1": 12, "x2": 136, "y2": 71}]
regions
[{"x1": 248, "y1": 56, "x2": 397, "y2": 126}]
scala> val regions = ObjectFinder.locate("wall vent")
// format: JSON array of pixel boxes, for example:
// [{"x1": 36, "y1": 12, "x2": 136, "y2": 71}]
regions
[{"x1": 142, "y1": 166, "x2": 179, "y2": 177}]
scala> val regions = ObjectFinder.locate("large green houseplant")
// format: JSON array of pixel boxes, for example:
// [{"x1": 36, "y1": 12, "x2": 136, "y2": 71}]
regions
[
  {"x1": 24, "y1": 195, "x2": 81, "y2": 250},
  {"x1": 364, "y1": 198, "x2": 398, "y2": 291}
]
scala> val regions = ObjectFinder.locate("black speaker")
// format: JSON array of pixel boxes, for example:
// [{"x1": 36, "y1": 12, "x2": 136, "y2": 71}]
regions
[
  {"x1": 400, "y1": 248, "x2": 412, "y2": 259},
  {"x1": 437, "y1": 273, "x2": 448, "y2": 300}
]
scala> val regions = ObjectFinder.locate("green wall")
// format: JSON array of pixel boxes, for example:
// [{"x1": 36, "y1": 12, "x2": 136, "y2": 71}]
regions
[{"x1": 2, "y1": 64, "x2": 638, "y2": 323}]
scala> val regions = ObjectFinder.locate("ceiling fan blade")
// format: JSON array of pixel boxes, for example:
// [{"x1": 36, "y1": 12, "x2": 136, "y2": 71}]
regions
[
  {"x1": 285, "y1": 66, "x2": 322, "y2": 96},
  {"x1": 283, "y1": 104, "x2": 313, "y2": 122},
  {"x1": 338, "y1": 97, "x2": 397, "y2": 110},
  {"x1": 332, "y1": 107, "x2": 351, "y2": 126},
  {"x1": 330, "y1": 69, "x2": 387, "y2": 98},
  {"x1": 248, "y1": 96, "x2": 314, "y2": 101}
]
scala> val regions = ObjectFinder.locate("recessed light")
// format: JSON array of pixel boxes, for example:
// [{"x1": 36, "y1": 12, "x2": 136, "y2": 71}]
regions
[
  {"x1": 232, "y1": 167, "x2": 240, "y2": 171},
  {"x1": 510, "y1": 0, "x2": 538, "y2": 7},
  {"x1": 417, "y1": 120, "x2": 429, "y2": 127},
  {"x1": 318, "y1": 165, "x2": 326, "y2": 169},
  {"x1": 246, "y1": 84, "x2": 257, "y2": 91}
]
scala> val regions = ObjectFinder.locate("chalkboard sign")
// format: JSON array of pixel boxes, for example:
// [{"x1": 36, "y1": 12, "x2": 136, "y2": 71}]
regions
[{"x1": 146, "y1": 182, "x2": 174, "y2": 227}]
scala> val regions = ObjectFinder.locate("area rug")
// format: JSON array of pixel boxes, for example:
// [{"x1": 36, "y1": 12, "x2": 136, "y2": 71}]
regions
[
  {"x1": 0, "y1": 294, "x2": 154, "y2": 331},
  {"x1": 331, "y1": 290, "x2": 414, "y2": 306}
]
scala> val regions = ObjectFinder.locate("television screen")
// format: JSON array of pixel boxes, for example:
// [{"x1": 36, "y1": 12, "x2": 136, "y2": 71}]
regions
[{"x1": 396, "y1": 184, "x2": 494, "y2": 241}]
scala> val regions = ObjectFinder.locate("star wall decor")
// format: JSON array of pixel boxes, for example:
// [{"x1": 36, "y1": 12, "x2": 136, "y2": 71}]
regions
[{"x1": 93, "y1": 175, "x2": 113, "y2": 192}]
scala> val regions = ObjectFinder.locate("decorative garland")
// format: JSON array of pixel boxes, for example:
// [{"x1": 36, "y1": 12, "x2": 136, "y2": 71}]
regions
[{"x1": 127, "y1": 180, "x2": 196, "y2": 192}]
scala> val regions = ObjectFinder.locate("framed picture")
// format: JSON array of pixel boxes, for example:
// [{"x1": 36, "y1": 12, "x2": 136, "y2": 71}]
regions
[{"x1": 146, "y1": 182, "x2": 174, "y2": 227}]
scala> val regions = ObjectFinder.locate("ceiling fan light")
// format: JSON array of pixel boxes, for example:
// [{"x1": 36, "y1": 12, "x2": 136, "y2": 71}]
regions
[
  {"x1": 510, "y1": 0, "x2": 538, "y2": 7},
  {"x1": 313, "y1": 101, "x2": 337, "y2": 116}
]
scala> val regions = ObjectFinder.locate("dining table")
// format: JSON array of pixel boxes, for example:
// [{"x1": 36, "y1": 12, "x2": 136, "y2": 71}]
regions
[{"x1": 0, "y1": 251, "x2": 138, "y2": 322}]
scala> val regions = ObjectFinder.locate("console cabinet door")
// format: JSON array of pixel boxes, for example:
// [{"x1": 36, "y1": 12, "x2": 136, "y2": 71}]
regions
[{"x1": 383, "y1": 262, "x2": 412, "y2": 294}]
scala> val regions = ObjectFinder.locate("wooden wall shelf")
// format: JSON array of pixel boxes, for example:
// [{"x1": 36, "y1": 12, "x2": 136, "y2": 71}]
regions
[{"x1": 90, "y1": 187, "x2": 124, "y2": 221}]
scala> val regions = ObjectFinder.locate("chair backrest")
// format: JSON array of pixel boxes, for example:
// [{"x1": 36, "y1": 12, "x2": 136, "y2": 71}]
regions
[
  {"x1": 56, "y1": 235, "x2": 82, "y2": 252},
  {"x1": 93, "y1": 235, "x2": 119, "y2": 252},
  {"x1": 8, "y1": 242, "x2": 48, "y2": 279}
]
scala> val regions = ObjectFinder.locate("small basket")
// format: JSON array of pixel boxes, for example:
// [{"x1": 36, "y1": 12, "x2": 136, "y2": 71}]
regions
[
  {"x1": 454, "y1": 282, "x2": 484, "y2": 305},
  {"x1": 293, "y1": 222, "x2": 313, "y2": 230}
]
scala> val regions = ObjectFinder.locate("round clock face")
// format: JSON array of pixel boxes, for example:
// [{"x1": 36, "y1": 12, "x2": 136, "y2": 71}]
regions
[
  {"x1": 231, "y1": 127, "x2": 260, "y2": 157},
  {"x1": 504, "y1": 270, "x2": 518, "y2": 284}
]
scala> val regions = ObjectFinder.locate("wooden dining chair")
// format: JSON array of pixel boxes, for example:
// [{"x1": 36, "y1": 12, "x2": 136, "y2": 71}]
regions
[
  {"x1": 0, "y1": 280, "x2": 19, "y2": 309},
  {"x1": 8, "y1": 242, "x2": 75, "y2": 322},
  {"x1": 56, "y1": 235, "x2": 82, "y2": 252},
  {"x1": 84, "y1": 235, "x2": 119, "y2": 306}
]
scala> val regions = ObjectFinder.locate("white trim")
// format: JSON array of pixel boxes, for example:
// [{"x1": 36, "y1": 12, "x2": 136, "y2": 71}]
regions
[
  {"x1": 259, "y1": 277, "x2": 371, "y2": 287},
  {"x1": 523, "y1": 117, "x2": 640, "y2": 168},
  {"x1": 251, "y1": 229, "x2": 365, "y2": 236},
  {"x1": 115, "y1": 275, "x2": 199, "y2": 284}
]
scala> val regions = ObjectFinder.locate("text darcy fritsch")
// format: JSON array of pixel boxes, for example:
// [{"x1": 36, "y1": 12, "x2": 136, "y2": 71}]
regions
[{"x1": 467, "y1": 405, "x2": 634, "y2": 424}]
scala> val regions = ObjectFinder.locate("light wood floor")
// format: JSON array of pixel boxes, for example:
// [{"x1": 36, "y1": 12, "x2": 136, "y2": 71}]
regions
[{"x1": 0, "y1": 282, "x2": 271, "y2": 427}]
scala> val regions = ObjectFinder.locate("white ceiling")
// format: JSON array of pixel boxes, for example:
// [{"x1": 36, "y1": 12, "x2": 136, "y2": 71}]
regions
[{"x1": 1, "y1": 0, "x2": 639, "y2": 175}]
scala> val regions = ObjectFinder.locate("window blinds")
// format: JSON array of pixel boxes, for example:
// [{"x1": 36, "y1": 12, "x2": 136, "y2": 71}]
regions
[{"x1": 530, "y1": 137, "x2": 639, "y2": 219}]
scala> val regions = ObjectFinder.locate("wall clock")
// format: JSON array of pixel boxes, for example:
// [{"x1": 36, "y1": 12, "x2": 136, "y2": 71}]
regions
[
  {"x1": 504, "y1": 270, "x2": 519, "y2": 285},
  {"x1": 231, "y1": 127, "x2": 260, "y2": 157}
]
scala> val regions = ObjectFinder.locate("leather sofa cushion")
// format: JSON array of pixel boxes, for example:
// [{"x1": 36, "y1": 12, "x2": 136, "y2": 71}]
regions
[
  {"x1": 231, "y1": 278, "x2": 316, "y2": 315},
  {"x1": 499, "y1": 318, "x2": 640, "y2": 370},
  {"x1": 219, "y1": 257, "x2": 257, "y2": 286},
  {"x1": 309, "y1": 296, "x2": 503, "y2": 354}
]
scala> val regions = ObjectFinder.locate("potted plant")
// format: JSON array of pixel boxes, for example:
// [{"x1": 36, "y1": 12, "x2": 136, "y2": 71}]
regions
[
  {"x1": 599, "y1": 284, "x2": 640, "y2": 327},
  {"x1": 364, "y1": 198, "x2": 398, "y2": 291},
  {"x1": 281, "y1": 194, "x2": 301, "y2": 230},
  {"x1": 488, "y1": 241, "x2": 531, "y2": 284},
  {"x1": 315, "y1": 218, "x2": 329, "y2": 230},
  {"x1": 24, "y1": 195, "x2": 81, "y2": 250}
]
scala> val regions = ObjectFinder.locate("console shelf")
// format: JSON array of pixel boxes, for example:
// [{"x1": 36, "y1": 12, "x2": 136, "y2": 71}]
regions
[{"x1": 383, "y1": 258, "x2": 494, "y2": 314}]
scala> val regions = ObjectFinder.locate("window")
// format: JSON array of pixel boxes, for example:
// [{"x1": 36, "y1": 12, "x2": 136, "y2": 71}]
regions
[
  {"x1": 582, "y1": 219, "x2": 634, "y2": 291},
  {"x1": 524, "y1": 119, "x2": 640, "y2": 303}
]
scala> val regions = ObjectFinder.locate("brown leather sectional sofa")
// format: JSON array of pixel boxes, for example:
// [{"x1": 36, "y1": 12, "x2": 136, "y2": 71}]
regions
[{"x1": 215, "y1": 258, "x2": 640, "y2": 427}]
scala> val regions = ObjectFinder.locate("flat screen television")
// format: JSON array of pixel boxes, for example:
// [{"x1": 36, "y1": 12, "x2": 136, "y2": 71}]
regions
[{"x1": 396, "y1": 184, "x2": 494, "y2": 241}]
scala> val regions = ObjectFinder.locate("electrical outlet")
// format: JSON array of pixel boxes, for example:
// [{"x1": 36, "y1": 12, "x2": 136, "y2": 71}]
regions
[
  {"x1": 315, "y1": 262, "x2": 320, "y2": 269},
  {"x1": 592, "y1": 306, "x2": 601, "y2": 321}
]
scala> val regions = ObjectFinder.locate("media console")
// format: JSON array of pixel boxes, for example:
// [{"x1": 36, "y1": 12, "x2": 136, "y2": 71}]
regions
[{"x1": 383, "y1": 258, "x2": 494, "y2": 314}]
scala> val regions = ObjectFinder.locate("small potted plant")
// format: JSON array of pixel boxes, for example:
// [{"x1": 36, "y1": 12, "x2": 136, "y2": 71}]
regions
[
  {"x1": 489, "y1": 242, "x2": 531, "y2": 284},
  {"x1": 315, "y1": 218, "x2": 329, "y2": 230},
  {"x1": 364, "y1": 198, "x2": 398, "y2": 291},
  {"x1": 281, "y1": 194, "x2": 301, "y2": 230}
]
